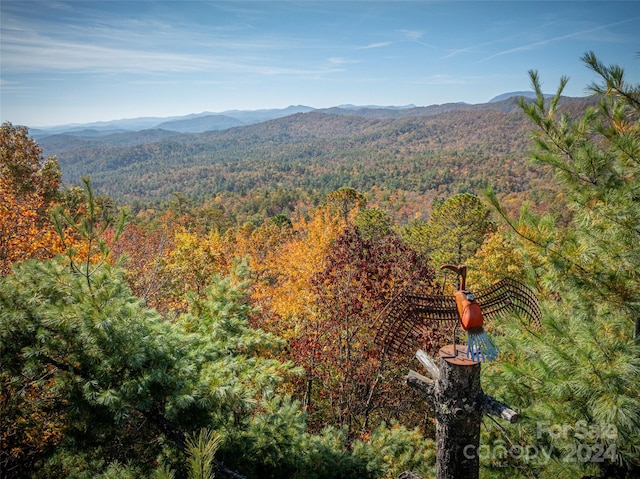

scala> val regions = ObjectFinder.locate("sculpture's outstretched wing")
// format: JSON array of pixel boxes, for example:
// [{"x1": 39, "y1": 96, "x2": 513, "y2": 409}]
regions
[
  {"x1": 475, "y1": 278, "x2": 541, "y2": 328},
  {"x1": 374, "y1": 290, "x2": 458, "y2": 356}
]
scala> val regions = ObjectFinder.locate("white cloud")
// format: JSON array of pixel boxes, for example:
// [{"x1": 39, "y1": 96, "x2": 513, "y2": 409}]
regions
[
  {"x1": 327, "y1": 57, "x2": 358, "y2": 66},
  {"x1": 1, "y1": 28, "x2": 342, "y2": 78},
  {"x1": 400, "y1": 29, "x2": 423, "y2": 41},
  {"x1": 0, "y1": 6, "x2": 303, "y2": 75},
  {"x1": 358, "y1": 41, "x2": 392, "y2": 50},
  {"x1": 0, "y1": 78, "x2": 28, "y2": 90},
  {"x1": 2, "y1": 37, "x2": 212, "y2": 73},
  {"x1": 477, "y1": 16, "x2": 640, "y2": 63}
]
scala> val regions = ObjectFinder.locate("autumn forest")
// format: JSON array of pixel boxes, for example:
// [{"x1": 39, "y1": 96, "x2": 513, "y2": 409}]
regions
[{"x1": 1, "y1": 53, "x2": 639, "y2": 479}]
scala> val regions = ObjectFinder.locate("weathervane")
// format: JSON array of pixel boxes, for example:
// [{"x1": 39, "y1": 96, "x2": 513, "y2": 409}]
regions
[
  {"x1": 375, "y1": 264, "x2": 541, "y2": 363},
  {"x1": 377, "y1": 265, "x2": 542, "y2": 479}
]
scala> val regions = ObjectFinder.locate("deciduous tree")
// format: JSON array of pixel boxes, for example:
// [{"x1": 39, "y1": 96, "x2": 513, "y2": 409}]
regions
[
  {"x1": 0, "y1": 123, "x2": 64, "y2": 273},
  {"x1": 0, "y1": 122, "x2": 60, "y2": 201},
  {"x1": 304, "y1": 226, "x2": 434, "y2": 436}
]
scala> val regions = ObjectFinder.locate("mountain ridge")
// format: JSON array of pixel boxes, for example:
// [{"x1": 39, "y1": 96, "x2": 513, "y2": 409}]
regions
[
  {"x1": 30, "y1": 91, "x2": 572, "y2": 138},
  {"x1": 39, "y1": 94, "x2": 596, "y2": 224}
]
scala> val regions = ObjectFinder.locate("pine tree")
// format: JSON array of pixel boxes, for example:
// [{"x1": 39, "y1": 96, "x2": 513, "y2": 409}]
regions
[
  {"x1": 402, "y1": 193, "x2": 495, "y2": 270},
  {"x1": 483, "y1": 52, "x2": 640, "y2": 478}
]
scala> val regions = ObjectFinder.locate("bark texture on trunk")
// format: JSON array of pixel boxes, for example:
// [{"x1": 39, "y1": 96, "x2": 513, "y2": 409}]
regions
[
  {"x1": 405, "y1": 347, "x2": 518, "y2": 479},
  {"x1": 433, "y1": 349, "x2": 481, "y2": 479}
]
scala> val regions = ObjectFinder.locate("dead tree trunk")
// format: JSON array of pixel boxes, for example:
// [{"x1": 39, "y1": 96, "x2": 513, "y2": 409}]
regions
[
  {"x1": 406, "y1": 345, "x2": 518, "y2": 479},
  {"x1": 434, "y1": 345, "x2": 481, "y2": 479}
]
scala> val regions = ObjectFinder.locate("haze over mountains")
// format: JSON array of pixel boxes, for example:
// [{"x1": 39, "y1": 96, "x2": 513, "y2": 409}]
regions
[
  {"x1": 32, "y1": 92, "x2": 553, "y2": 138},
  {"x1": 35, "y1": 91, "x2": 591, "y2": 222}
]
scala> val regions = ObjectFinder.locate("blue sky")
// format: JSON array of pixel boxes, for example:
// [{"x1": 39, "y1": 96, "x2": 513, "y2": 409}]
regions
[{"x1": 2, "y1": 1, "x2": 639, "y2": 127}]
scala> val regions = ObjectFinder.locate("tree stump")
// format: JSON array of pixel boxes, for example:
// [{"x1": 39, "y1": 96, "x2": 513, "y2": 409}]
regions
[
  {"x1": 406, "y1": 346, "x2": 518, "y2": 479},
  {"x1": 434, "y1": 344, "x2": 481, "y2": 479}
]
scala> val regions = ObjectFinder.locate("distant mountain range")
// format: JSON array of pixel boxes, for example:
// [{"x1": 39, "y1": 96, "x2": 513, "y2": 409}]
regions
[
  {"x1": 36, "y1": 91, "x2": 594, "y2": 224},
  {"x1": 30, "y1": 92, "x2": 565, "y2": 139},
  {"x1": 29, "y1": 105, "x2": 316, "y2": 138}
]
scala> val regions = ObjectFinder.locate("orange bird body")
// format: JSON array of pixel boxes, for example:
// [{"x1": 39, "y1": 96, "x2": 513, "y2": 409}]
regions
[{"x1": 454, "y1": 289, "x2": 484, "y2": 331}]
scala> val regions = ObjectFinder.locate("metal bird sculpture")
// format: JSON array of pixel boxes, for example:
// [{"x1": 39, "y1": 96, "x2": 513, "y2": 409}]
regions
[{"x1": 375, "y1": 264, "x2": 541, "y2": 363}]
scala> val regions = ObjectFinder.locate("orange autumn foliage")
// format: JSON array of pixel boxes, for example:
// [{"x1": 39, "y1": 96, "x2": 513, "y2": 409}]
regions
[
  {"x1": 0, "y1": 175, "x2": 64, "y2": 274},
  {"x1": 249, "y1": 206, "x2": 348, "y2": 336}
]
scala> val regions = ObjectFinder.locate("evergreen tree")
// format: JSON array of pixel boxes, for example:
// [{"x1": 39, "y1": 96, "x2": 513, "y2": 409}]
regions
[
  {"x1": 323, "y1": 187, "x2": 367, "y2": 224},
  {"x1": 483, "y1": 52, "x2": 640, "y2": 478},
  {"x1": 354, "y1": 208, "x2": 393, "y2": 242},
  {"x1": 402, "y1": 193, "x2": 495, "y2": 270}
]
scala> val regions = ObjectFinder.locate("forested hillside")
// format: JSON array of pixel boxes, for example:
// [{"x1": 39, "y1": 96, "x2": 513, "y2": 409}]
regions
[
  {"x1": 2, "y1": 54, "x2": 638, "y2": 479},
  {"x1": 40, "y1": 97, "x2": 592, "y2": 223}
]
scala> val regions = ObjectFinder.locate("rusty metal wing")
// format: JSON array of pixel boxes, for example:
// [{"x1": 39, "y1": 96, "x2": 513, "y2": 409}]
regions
[
  {"x1": 374, "y1": 290, "x2": 459, "y2": 356},
  {"x1": 474, "y1": 278, "x2": 541, "y2": 328}
]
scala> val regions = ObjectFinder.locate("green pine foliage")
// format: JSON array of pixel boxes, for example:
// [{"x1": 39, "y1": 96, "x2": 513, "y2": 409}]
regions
[
  {"x1": 1, "y1": 258, "x2": 184, "y2": 476},
  {"x1": 185, "y1": 428, "x2": 222, "y2": 479},
  {"x1": 354, "y1": 208, "x2": 393, "y2": 242},
  {"x1": 0, "y1": 257, "x2": 281, "y2": 477},
  {"x1": 482, "y1": 52, "x2": 640, "y2": 478},
  {"x1": 401, "y1": 192, "x2": 495, "y2": 268},
  {"x1": 218, "y1": 391, "x2": 436, "y2": 479},
  {"x1": 351, "y1": 423, "x2": 436, "y2": 479},
  {"x1": 0, "y1": 257, "x2": 306, "y2": 477}
]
